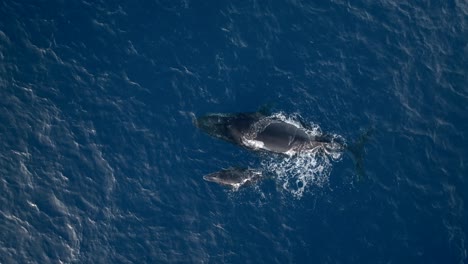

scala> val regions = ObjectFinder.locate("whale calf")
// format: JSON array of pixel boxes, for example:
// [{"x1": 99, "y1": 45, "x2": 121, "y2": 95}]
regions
[
  {"x1": 196, "y1": 112, "x2": 344, "y2": 156},
  {"x1": 203, "y1": 167, "x2": 262, "y2": 189}
]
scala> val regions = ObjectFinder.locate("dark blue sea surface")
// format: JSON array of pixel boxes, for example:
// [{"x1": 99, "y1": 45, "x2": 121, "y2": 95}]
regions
[{"x1": 1, "y1": 0, "x2": 467, "y2": 263}]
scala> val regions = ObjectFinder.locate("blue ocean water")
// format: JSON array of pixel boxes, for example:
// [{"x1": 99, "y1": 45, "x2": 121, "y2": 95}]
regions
[{"x1": 0, "y1": 0, "x2": 467, "y2": 263}]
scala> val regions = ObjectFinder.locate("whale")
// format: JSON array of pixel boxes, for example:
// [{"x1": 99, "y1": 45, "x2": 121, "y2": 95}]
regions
[
  {"x1": 196, "y1": 111, "x2": 353, "y2": 188},
  {"x1": 195, "y1": 112, "x2": 344, "y2": 156},
  {"x1": 196, "y1": 111, "x2": 370, "y2": 188},
  {"x1": 203, "y1": 167, "x2": 262, "y2": 188}
]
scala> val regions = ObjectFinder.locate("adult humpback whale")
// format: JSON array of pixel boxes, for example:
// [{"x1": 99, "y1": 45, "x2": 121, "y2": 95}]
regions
[{"x1": 195, "y1": 112, "x2": 344, "y2": 156}]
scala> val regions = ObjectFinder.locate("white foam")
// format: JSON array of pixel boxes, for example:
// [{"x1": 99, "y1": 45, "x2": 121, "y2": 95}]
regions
[{"x1": 262, "y1": 149, "x2": 336, "y2": 198}]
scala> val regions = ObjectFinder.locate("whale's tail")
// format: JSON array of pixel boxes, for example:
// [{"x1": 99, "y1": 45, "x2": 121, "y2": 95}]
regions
[{"x1": 347, "y1": 127, "x2": 375, "y2": 180}]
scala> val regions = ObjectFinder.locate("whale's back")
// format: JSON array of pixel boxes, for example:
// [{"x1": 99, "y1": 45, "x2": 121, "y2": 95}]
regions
[{"x1": 254, "y1": 122, "x2": 313, "y2": 153}]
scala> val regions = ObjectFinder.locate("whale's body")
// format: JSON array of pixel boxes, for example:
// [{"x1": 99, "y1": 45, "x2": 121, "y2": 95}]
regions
[{"x1": 196, "y1": 112, "x2": 342, "y2": 156}]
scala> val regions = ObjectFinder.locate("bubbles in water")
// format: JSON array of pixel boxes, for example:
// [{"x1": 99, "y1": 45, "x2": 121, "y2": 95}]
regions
[{"x1": 261, "y1": 150, "x2": 335, "y2": 198}]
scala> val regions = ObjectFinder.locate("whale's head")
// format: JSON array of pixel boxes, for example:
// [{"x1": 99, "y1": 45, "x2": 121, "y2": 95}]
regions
[
  {"x1": 195, "y1": 113, "x2": 235, "y2": 142},
  {"x1": 195, "y1": 112, "x2": 264, "y2": 144}
]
